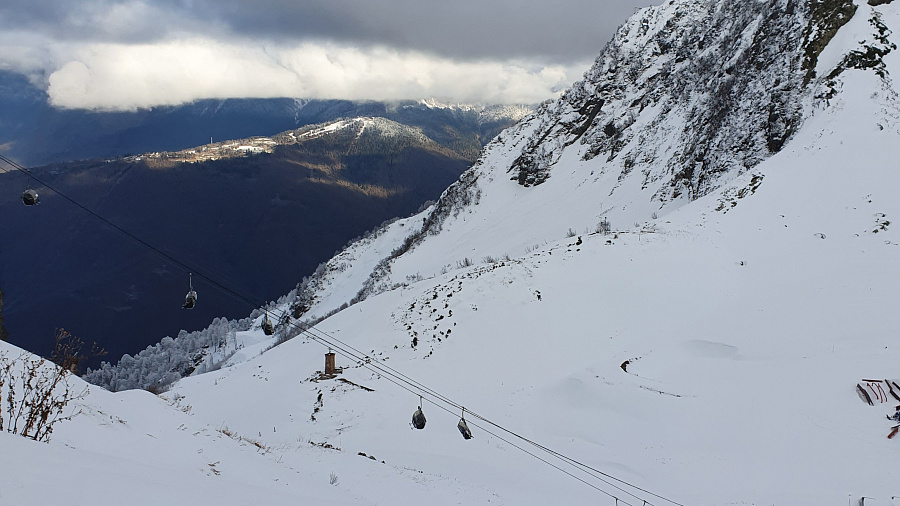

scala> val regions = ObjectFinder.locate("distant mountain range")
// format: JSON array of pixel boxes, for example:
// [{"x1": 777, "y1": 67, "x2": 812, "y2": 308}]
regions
[
  {"x1": 0, "y1": 70, "x2": 531, "y2": 166},
  {"x1": 0, "y1": 90, "x2": 532, "y2": 364}
]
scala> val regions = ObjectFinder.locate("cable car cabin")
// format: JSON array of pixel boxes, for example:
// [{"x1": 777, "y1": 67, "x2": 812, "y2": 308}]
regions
[
  {"x1": 457, "y1": 418, "x2": 472, "y2": 439},
  {"x1": 22, "y1": 189, "x2": 38, "y2": 206},
  {"x1": 262, "y1": 315, "x2": 274, "y2": 335},
  {"x1": 183, "y1": 289, "x2": 197, "y2": 309},
  {"x1": 412, "y1": 407, "x2": 426, "y2": 429},
  {"x1": 183, "y1": 273, "x2": 197, "y2": 309}
]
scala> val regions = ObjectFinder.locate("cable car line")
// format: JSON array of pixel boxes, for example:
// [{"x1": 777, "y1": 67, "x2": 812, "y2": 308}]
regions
[
  {"x1": 303, "y1": 326, "x2": 466, "y2": 411},
  {"x1": 297, "y1": 324, "x2": 683, "y2": 506},
  {"x1": 0, "y1": 156, "x2": 39, "y2": 205},
  {"x1": 460, "y1": 415, "x2": 635, "y2": 505},
  {"x1": 295, "y1": 325, "x2": 674, "y2": 506},
  {"x1": 0, "y1": 153, "x2": 683, "y2": 506},
  {"x1": 301, "y1": 325, "x2": 644, "y2": 505},
  {"x1": 351, "y1": 359, "x2": 634, "y2": 505},
  {"x1": 304, "y1": 330, "x2": 647, "y2": 506},
  {"x1": 0, "y1": 154, "x2": 272, "y2": 313},
  {"x1": 287, "y1": 322, "x2": 664, "y2": 504},
  {"x1": 293, "y1": 328, "x2": 640, "y2": 504}
]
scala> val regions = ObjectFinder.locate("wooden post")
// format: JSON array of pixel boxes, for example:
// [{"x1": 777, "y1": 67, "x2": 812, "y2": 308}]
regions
[{"x1": 325, "y1": 352, "x2": 336, "y2": 375}]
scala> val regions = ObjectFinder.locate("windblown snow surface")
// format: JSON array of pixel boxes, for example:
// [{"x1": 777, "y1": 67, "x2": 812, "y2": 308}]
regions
[{"x1": 4, "y1": 0, "x2": 900, "y2": 504}]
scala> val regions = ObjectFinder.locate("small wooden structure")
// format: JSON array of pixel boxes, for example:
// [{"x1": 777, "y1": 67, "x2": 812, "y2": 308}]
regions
[{"x1": 324, "y1": 352, "x2": 336, "y2": 375}]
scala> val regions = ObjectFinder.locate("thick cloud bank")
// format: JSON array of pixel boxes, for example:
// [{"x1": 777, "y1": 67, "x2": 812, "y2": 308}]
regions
[
  {"x1": 0, "y1": 0, "x2": 650, "y2": 109},
  {"x1": 44, "y1": 39, "x2": 578, "y2": 110}
]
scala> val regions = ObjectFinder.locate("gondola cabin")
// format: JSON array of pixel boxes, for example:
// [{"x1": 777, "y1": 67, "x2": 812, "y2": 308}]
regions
[
  {"x1": 183, "y1": 289, "x2": 197, "y2": 309},
  {"x1": 183, "y1": 273, "x2": 197, "y2": 309},
  {"x1": 412, "y1": 407, "x2": 426, "y2": 429},
  {"x1": 22, "y1": 189, "x2": 38, "y2": 206}
]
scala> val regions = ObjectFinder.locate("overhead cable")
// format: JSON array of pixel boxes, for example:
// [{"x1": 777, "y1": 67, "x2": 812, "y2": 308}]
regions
[{"x1": 0, "y1": 153, "x2": 684, "y2": 506}]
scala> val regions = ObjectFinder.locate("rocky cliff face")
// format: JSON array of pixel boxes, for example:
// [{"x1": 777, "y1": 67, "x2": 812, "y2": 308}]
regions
[
  {"x1": 508, "y1": 0, "x2": 855, "y2": 204},
  {"x1": 280, "y1": 0, "x2": 893, "y2": 315}
]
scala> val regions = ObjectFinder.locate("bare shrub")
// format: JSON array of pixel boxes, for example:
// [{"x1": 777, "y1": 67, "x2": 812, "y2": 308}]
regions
[
  {"x1": 217, "y1": 424, "x2": 271, "y2": 454},
  {"x1": 51, "y1": 328, "x2": 105, "y2": 375},
  {"x1": 0, "y1": 329, "x2": 92, "y2": 442}
]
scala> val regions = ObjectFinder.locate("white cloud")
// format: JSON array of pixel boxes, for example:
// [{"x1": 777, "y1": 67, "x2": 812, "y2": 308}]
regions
[
  {"x1": 43, "y1": 39, "x2": 587, "y2": 110},
  {"x1": 0, "y1": 31, "x2": 58, "y2": 77}
]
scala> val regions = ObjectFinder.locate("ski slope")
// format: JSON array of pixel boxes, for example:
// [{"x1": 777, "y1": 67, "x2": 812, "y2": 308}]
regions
[{"x1": 4, "y1": 0, "x2": 900, "y2": 504}]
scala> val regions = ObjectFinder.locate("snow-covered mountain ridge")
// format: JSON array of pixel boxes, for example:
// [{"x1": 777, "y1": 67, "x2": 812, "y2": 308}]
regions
[
  {"x1": 409, "y1": 99, "x2": 535, "y2": 125},
  {"x1": 510, "y1": 0, "x2": 842, "y2": 197},
  {"x1": 140, "y1": 116, "x2": 450, "y2": 166},
  {"x1": 285, "y1": 0, "x2": 893, "y2": 320},
  {"x1": 7, "y1": 0, "x2": 900, "y2": 504}
]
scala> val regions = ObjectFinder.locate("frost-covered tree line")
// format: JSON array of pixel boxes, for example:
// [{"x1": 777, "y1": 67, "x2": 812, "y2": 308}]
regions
[
  {"x1": 83, "y1": 316, "x2": 252, "y2": 392},
  {"x1": 82, "y1": 282, "x2": 313, "y2": 392},
  {"x1": 83, "y1": 204, "x2": 442, "y2": 392}
]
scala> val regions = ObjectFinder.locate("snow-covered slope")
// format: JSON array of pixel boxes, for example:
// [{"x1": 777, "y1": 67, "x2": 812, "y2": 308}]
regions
[
  {"x1": 282, "y1": 0, "x2": 884, "y2": 319},
  {"x1": 7, "y1": 0, "x2": 900, "y2": 504}
]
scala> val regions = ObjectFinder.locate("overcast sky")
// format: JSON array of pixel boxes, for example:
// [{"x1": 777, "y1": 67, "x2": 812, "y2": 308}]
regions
[{"x1": 0, "y1": 0, "x2": 653, "y2": 110}]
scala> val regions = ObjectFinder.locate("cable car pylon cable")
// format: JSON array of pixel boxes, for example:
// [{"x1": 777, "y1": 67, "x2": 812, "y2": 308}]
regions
[
  {"x1": 261, "y1": 310, "x2": 679, "y2": 505},
  {"x1": 297, "y1": 324, "x2": 683, "y2": 504},
  {"x1": 295, "y1": 325, "x2": 676, "y2": 506},
  {"x1": 0, "y1": 154, "x2": 272, "y2": 311},
  {"x1": 0, "y1": 153, "x2": 684, "y2": 506}
]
